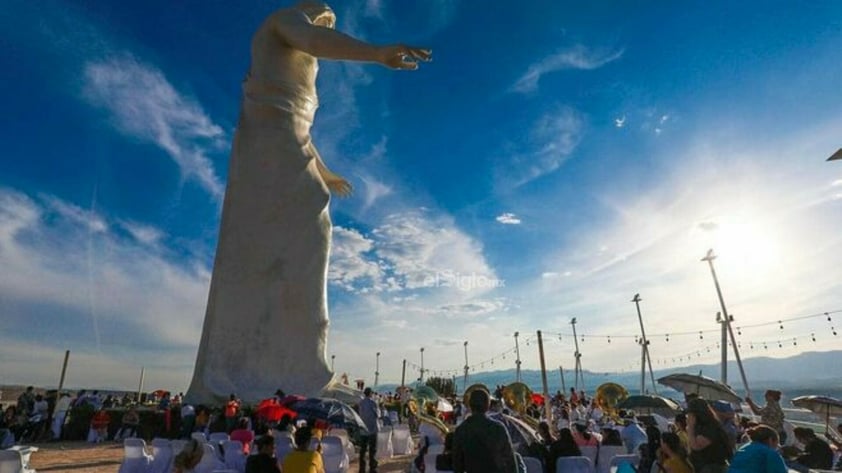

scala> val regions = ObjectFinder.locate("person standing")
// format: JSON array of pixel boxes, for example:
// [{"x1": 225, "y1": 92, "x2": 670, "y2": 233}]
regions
[
  {"x1": 358, "y1": 387, "x2": 381, "y2": 473},
  {"x1": 686, "y1": 398, "x2": 733, "y2": 473},
  {"x1": 51, "y1": 392, "x2": 72, "y2": 440},
  {"x1": 225, "y1": 394, "x2": 241, "y2": 433},
  {"x1": 282, "y1": 426, "x2": 325, "y2": 473},
  {"x1": 745, "y1": 390, "x2": 785, "y2": 443},
  {"x1": 453, "y1": 387, "x2": 517, "y2": 473}
]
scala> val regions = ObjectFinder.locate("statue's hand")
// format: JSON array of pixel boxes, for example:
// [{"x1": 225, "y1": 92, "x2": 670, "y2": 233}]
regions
[
  {"x1": 378, "y1": 44, "x2": 432, "y2": 70},
  {"x1": 325, "y1": 175, "x2": 352, "y2": 197}
]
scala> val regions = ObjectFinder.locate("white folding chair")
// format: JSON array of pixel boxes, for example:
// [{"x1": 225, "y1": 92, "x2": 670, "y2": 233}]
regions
[
  {"x1": 171, "y1": 439, "x2": 188, "y2": 454},
  {"x1": 556, "y1": 456, "x2": 594, "y2": 473},
  {"x1": 375, "y1": 429, "x2": 393, "y2": 459},
  {"x1": 209, "y1": 432, "x2": 230, "y2": 444},
  {"x1": 391, "y1": 424, "x2": 413, "y2": 455},
  {"x1": 320, "y1": 435, "x2": 349, "y2": 473},
  {"x1": 0, "y1": 449, "x2": 35, "y2": 473},
  {"x1": 192, "y1": 431, "x2": 209, "y2": 443},
  {"x1": 427, "y1": 444, "x2": 445, "y2": 456},
  {"x1": 597, "y1": 446, "x2": 626, "y2": 473},
  {"x1": 117, "y1": 438, "x2": 153, "y2": 473},
  {"x1": 579, "y1": 445, "x2": 598, "y2": 465},
  {"x1": 608, "y1": 454, "x2": 639, "y2": 473},
  {"x1": 221, "y1": 440, "x2": 246, "y2": 473},
  {"x1": 193, "y1": 443, "x2": 225, "y2": 473},
  {"x1": 523, "y1": 456, "x2": 543, "y2": 473},
  {"x1": 329, "y1": 428, "x2": 355, "y2": 459},
  {"x1": 149, "y1": 438, "x2": 174, "y2": 473}
]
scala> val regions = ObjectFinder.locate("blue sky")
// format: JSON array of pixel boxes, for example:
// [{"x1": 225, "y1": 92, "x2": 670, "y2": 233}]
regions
[{"x1": 3, "y1": 0, "x2": 842, "y2": 392}]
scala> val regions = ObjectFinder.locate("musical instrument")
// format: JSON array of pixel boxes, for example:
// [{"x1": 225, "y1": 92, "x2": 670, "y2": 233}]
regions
[
  {"x1": 595, "y1": 382, "x2": 629, "y2": 419},
  {"x1": 408, "y1": 385, "x2": 450, "y2": 435}
]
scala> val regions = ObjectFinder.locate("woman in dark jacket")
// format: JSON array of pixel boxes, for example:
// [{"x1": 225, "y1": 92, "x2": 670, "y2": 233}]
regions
[{"x1": 686, "y1": 398, "x2": 733, "y2": 473}]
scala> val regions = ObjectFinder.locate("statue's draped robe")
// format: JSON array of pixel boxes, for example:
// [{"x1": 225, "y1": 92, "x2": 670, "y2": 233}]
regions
[{"x1": 186, "y1": 75, "x2": 333, "y2": 404}]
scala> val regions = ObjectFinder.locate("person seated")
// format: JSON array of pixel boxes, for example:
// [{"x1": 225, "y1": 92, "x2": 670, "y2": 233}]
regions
[
  {"x1": 571, "y1": 421, "x2": 599, "y2": 447},
  {"x1": 174, "y1": 438, "x2": 204, "y2": 473},
  {"x1": 547, "y1": 427, "x2": 582, "y2": 469},
  {"x1": 281, "y1": 426, "x2": 325, "y2": 473},
  {"x1": 657, "y1": 432, "x2": 694, "y2": 473},
  {"x1": 246, "y1": 435, "x2": 281, "y2": 473},
  {"x1": 601, "y1": 428, "x2": 623, "y2": 446},
  {"x1": 728, "y1": 424, "x2": 787, "y2": 473},
  {"x1": 435, "y1": 432, "x2": 455, "y2": 471},
  {"x1": 230, "y1": 417, "x2": 256, "y2": 454},
  {"x1": 792, "y1": 426, "x2": 834, "y2": 470},
  {"x1": 90, "y1": 407, "x2": 111, "y2": 443},
  {"x1": 114, "y1": 406, "x2": 140, "y2": 441}
]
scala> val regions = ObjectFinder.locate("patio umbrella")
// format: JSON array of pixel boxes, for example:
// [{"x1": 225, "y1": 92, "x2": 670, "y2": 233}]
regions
[
  {"x1": 657, "y1": 373, "x2": 741, "y2": 403},
  {"x1": 289, "y1": 398, "x2": 369, "y2": 443},
  {"x1": 617, "y1": 395, "x2": 681, "y2": 416},
  {"x1": 487, "y1": 413, "x2": 540, "y2": 451},
  {"x1": 791, "y1": 395, "x2": 842, "y2": 434}
]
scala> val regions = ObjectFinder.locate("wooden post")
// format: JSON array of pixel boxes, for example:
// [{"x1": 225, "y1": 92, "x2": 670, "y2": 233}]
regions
[
  {"x1": 537, "y1": 330, "x2": 552, "y2": 423},
  {"x1": 401, "y1": 359, "x2": 407, "y2": 387}
]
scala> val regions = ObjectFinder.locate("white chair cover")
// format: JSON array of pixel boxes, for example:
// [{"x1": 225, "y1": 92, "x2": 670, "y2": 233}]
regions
[
  {"x1": 427, "y1": 444, "x2": 445, "y2": 456},
  {"x1": 209, "y1": 432, "x2": 230, "y2": 444},
  {"x1": 391, "y1": 424, "x2": 413, "y2": 455},
  {"x1": 597, "y1": 446, "x2": 626, "y2": 472},
  {"x1": 608, "y1": 454, "x2": 639, "y2": 472},
  {"x1": 375, "y1": 429, "x2": 393, "y2": 459},
  {"x1": 275, "y1": 437, "x2": 295, "y2": 463},
  {"x1": 328, "y1": 428, "x2": 354, "y2": 459},
  {"x1": 117, "y1": 438, "x2": 153, "y2": 473},
  {"x1": 555, "y1": 456, "x2": 593, "y2": 473},
  {"x1": 148, "y1": 438, "x2": 174, "y2": 473},
  {"x1": 193, "y1": 443, "x2": 225, "y2": 473},
  {"x1": 320, "y1": 436, "x2": 348, "y2": 473},
  {"x1": 523, "y1": 456, "x2": 543, "y2": 473},
  {"x1": 171, "y1": 439, "x2": 188, "y2": 455},
  {"x1": 221, "y1": 440, "x2": 246, "y2": 473},
  {"x1": 192, "y1": 432, "x2": 209, "y2": 443},
  {"x1": 0, "y1": 449, "x2": 35, "y2": 473},
  {"x1": 389, "y1": 411, "x2": 399, "y2": 425},
  {"x1": 580, "y1": 445, "x2": 599, "y2": 465}
]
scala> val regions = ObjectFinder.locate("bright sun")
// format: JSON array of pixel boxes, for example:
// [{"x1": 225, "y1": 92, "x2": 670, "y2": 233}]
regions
[{"x1": 708, "y1": 218, "x2": 781, "y2": 280}]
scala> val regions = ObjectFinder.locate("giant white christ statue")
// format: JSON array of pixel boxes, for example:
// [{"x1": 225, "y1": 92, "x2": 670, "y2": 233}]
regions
[{"x1": 186, "y1": 1, "x2": 431, "y2": 404}]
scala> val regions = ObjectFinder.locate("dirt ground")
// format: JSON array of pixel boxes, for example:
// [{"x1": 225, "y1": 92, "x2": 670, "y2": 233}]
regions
[{"x1": 28, "y1": 441, "x2": 414, "y2": 473}]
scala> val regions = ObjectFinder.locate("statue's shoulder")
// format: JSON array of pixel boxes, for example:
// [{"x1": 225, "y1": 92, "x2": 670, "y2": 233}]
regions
[{"x1": 264, "y1": 7, "x2": 311, "y2": 31}]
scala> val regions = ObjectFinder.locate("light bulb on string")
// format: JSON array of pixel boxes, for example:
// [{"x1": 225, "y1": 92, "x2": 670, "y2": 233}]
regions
[
  {"x1": 665, "y1": 334, "x2": 670, "y2": 342},
  {"x1": 737, "y1": 327, "x2": 742, "y2": 336},
  {"x1": 763, "y1": 343, "x2": 768, "y2": 350},
  {"x1": 811, "y1": 333, "x2": 816, "y2": 342},
  {"x1": 777, "y1": 341, "x2": 782, "y2": 348},
  {"x1": 792, "y1": 338, "x2": 797, "y2": 346},
  {"x1": 607, "y1": 336, "x2": 611, "y2": 344},
  {"x1": 778, "y1": 321, "x2": 784, "y2": 330},
  {"x1": 699, "y1": 331, "x2": 704, "y2": 340},
  {"x1": 750, "y1": 343, "x2": 754, "y2": 350}
]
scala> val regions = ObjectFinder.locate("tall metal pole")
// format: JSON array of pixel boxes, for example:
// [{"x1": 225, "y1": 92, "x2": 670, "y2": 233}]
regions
[
  {"x1": 375, "y1": 352, "x2": 381, "y2": 389},
  {"x1": 559, "y1": 365, "x2": 566, "y2": 394},
  {"x1": 717, "y1": 311, "x2": 727, "y2": 383},
  {"x1": 702, "y1": 249, "x2": 751, "y2": 396},
  {"x1": 514, "y1": 332, "x2": 522, "y2": 382},
  {"x1": 419, "y1": 347, "x2": 425, "y2": 383},
  {"x1": 136, "y1": 366, "x2": 145, "y2": 404},
  {"x1": 401, "y1": 359, "x2": 407, "y2": 387},
  {"x1": 571, "y1": 318, "x2": 584, "y2": 391},
  {"x1": 536, "y1": 331, "x2": 552, "y2": 423},
  {"x1": 463, "y1": 341, "x2": 469, "y2": 391},
  {"x1": 632, "y1": 294, "x2": 658, "y2": 394},
  {"x1": 57, "y1": 350, "x2": 70, "y2": 393}
]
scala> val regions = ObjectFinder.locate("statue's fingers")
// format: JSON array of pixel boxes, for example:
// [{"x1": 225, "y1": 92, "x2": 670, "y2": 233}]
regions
[{"x1": 408, "y1": 48, "x2": 432, "y2": 61}]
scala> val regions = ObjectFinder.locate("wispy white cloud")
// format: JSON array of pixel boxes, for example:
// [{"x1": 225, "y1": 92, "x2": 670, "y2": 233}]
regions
[
  {"x1": 497, "y1": 106, "x2": 584, "y2": 188},
  {"x1": 82, "y1": 56, "x2": 226, "y2": 197},
  {"x1": 0, "y1": 187, "x2": 209, "y2": 388},
  {"x1": 496, "y1": 212, "x2": 522, "y2": 225},
  {"x1": 512, "y1": 45, "x2": 624, "y2": 93}
]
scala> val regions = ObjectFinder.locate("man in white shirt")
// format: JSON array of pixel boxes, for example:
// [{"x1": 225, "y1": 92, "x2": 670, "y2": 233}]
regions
[{"x1": 52, "y1": 392, "x2": 73, "y2": 440}]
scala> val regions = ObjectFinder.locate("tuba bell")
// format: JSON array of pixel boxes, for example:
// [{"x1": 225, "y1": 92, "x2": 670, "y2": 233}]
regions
[
  {"x1": 409, "y1": 385, "x2": 450, "y2": 435},
  {"x1": 595, "y1": 382, "x2": 629, "y2": 419}
]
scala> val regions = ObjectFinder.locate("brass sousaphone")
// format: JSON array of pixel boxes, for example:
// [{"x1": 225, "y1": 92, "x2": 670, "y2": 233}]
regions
[{"x1": 595, "y1": 382, "x2": 629, "y2": 419}]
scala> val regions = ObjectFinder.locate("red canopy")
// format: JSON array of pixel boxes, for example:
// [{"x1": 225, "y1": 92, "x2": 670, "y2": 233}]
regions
[{"x1": 256, "y1": 398, "x2": 296, "y2": 422}]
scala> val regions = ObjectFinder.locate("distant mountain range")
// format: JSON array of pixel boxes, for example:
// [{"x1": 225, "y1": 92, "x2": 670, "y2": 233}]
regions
[{"x1": 378, "y1": 350, "x2": 842, "y2": 399}]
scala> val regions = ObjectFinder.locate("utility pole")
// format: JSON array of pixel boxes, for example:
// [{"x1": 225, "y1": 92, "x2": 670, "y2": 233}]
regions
[
  {"x1": 401, "y1": 359, "x2": 407, "y2": 387},
  {"x1": 559, "y1": 365, "x2": 566, "y2": 393},
  {"x1": 374, "y1": 352, "x2": 381, "y2": 389},
  {"x1": 419, "y1": 347, "x2": 425, "y2": 383},
  {"x1": 463, "y1": 341, "x2": 469, "y2": 392},
  {"x1": 514, "y1": 331, "x2": 522, "y2": 382},
  {"x1": 537, "y1": 331, "x2": 552, "y2": 423},
  {"x1": 702, "y1": 249, "x2": 751, "y2": 397},
  {"x1": 717, "y1": 312, "x2": 727, "y2": 383},
  {"x1": 571, "y1": 318, "x2": 585, "y2": 391},
  {"x1": 632, "y1": 294, "x2": 658, "y2": 394}
]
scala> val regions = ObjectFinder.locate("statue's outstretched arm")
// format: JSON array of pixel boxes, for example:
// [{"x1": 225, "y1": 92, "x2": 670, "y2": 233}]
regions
[
  {"x1": 273, "y1": 11, "x2": 431, "y2": 69},
  {"x1": 309, "y1": 142, "x2": 352, "y2": 197}
]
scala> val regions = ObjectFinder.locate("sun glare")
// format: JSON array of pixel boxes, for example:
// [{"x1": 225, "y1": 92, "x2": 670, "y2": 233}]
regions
[{"x1": 708, "y1": 218, "x2": 782, "y2": 280}]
